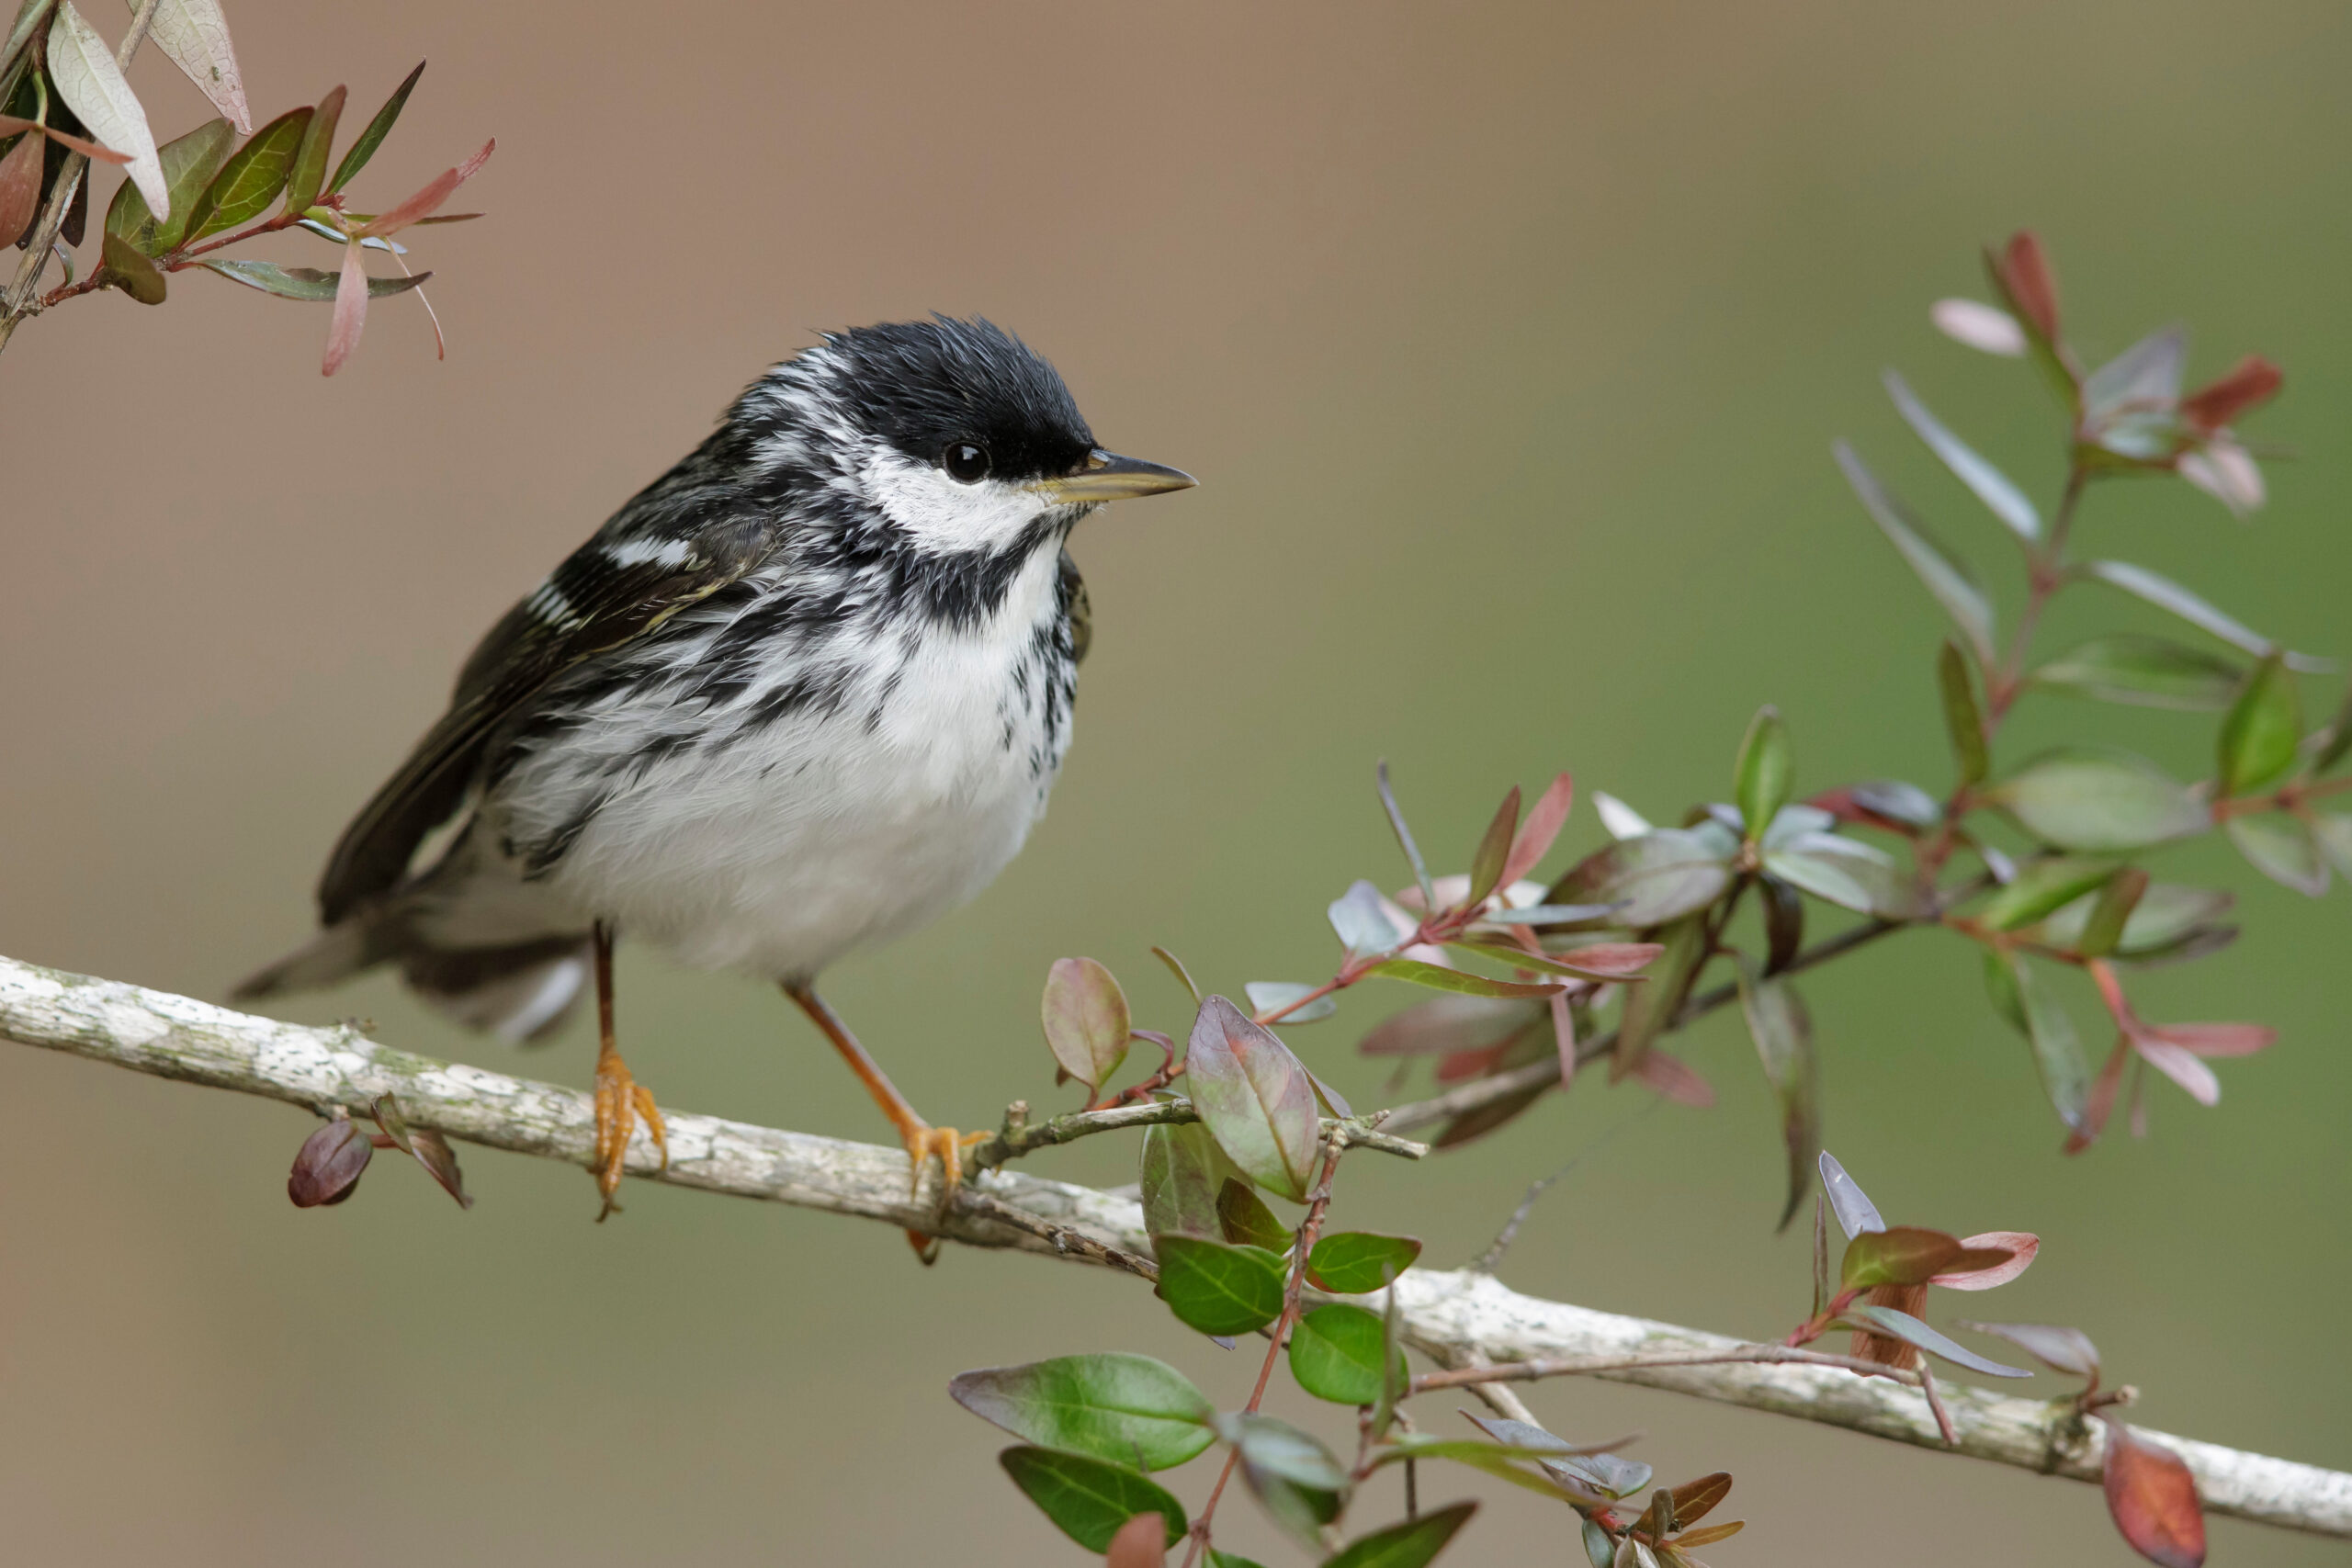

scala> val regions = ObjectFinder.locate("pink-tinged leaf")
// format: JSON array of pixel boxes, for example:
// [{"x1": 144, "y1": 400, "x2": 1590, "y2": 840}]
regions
[
  {"x1": 1932, "y1": 1232, "x2": 2039, "y2": 1291},
  {"x1": 2066, "y1": 1038, "x2": 2131, "y2": 1155},
  {"x1": 1357, "y1": 994, "x2": 1539, "y2": 1057},
  {"x1": 1544, "y1": 942, "x2": 1662, "y2": 976},
  {"x1": 356, "y1": 136, "x2": 493, "y2": 238},
  {"x1": 2147, "y1": 1021, "x2": 2274, "y2": 1058},
  {"x1": 1956, "y1": 1321, "x2": 2101, "y2": 1380},
  {"x1": 2101, "y1": 1416, "x2": 2207, "y2": 1568},
  {"x1": 1549, "y1": 990, "x2": 1577, "y2": 1089},
  {"x1": 2177, "y1": 440, "x2": 2266, "y2": 517},
  {"x1": 1104, "y1": 1511, "x2": 1168, "y2": 1567},
  {"x1": 1466, "y1": 785, "x2": 1521, "y2": 908},
  {"x1": 407, "y1": 1128, "x2": 473, "y2": 1209},
  {"x1": 322, "y1": 239, "x2": 368, "y2": 375},
  {"x1": 1998, "y1": 231, "x2": 2061, "y2": 342},
  {"x1": 1501, "y1": 772, "x2": 1575, "y2": 887},
  {"x1": 1435, "y1": 1043, "x2": 1509, "y2": 1083},
  {"x1": 1184, "y1": 995, "x2": 1318, "y2": 1201},
  {"x1": 288, "y1": 1119, "x2": 371, "y2": 1206},
  {"x1": 2179, "y1": 355, "x2": 2282, "y2": 434},
  {"x1": 1042, "y1": 956, "x2": 1132, "y2": 1093},
  {"x1": 1930, "y1": 298, "x2": 2027, "y2": 355},
  {"x1": 1631, "y1": 1047, "x2": 1713, "y2": 1109},
  {"x1": 0, "y1": 115, "x2": 132, "y2": 164},
  {"x1": 2134, "y1": 1039, "x2": 2221, "y2": 1106},
  {"x1": 0, "y1": 130, "x2": 40, "y2": 248}
]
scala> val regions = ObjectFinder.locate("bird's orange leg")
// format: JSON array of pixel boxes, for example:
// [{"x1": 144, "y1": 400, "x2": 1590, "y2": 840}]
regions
[
  {"x1": 590, "y1": 922, "x2": 666, "y2": 1220},
  {"x1": 784, "y1": 981, "x2": 983, "y2": 1263}
]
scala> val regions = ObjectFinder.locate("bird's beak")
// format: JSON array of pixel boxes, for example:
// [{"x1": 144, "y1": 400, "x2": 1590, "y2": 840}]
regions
[{"x1": 1033, "y1": 449, "x2": 1197, "y2": 504}]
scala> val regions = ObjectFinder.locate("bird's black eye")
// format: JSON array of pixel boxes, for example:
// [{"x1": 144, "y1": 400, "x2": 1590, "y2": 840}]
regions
[{"x1": 944, "y1": 443, "x2": 991, "y2": 484}]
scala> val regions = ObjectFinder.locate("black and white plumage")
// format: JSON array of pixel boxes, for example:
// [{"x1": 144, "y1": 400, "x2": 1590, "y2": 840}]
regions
[{"x1": 238, "y1": 318, "x2": 1193, "y2": 1043}]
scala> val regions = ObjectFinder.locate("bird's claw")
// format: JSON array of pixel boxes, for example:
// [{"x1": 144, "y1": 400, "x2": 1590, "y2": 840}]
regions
[
  {"x1": 592, "y1": 1053, "x2": 668, "y2": 1220},
  {"x1": 898, "y1": 1122, "x2": 988, "y2": 1265}
]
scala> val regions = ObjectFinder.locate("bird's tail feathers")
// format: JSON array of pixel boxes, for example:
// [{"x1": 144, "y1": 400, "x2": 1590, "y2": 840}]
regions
[{"x1": 234, "y1": 916, "x2": 591, "y2": 1044}]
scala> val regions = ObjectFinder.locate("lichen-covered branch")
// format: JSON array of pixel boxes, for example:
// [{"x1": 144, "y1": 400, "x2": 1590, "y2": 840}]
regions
[{"x1": 3, "y1": 953, "x2": 2346, "y2": 1541}]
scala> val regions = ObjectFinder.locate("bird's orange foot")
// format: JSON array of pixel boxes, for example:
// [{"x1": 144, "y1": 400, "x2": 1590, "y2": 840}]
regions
[
  {"x1": 592, "y1": 1052, "x2": 668, "y2": 1220},
  {"x1": 898, "y1": 1122, "x2": 989, "y2": 1265}
]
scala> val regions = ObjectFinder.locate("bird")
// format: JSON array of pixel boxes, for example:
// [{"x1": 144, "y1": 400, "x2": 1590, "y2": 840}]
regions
[{"x1": 235, "y1": 317, "x2": 1195, "y2": 1235}]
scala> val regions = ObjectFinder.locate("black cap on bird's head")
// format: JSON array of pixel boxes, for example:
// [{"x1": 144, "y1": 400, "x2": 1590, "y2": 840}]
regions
[{"x1": 767, "y1": 318, "x2": 1193, "y2": 539}]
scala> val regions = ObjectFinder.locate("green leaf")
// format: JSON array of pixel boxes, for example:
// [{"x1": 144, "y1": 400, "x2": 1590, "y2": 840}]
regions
[
  {"x1": 2225, "y1": 813, "x2": 2329, "y2": 897},
  {"x1": 1246, "y1": 980, "x2": 1338, "y2": 1023},
  {"x1": 1546, "y1": 1450, "x2": 1654, "y2": 1500},
  {"x1": 1139, "y1": 1122, "x2": 1241, "y2": 1241},
  {"x1": 1734, "y1": 705, "x2": 1792, "y2": 840},
  {"x1": 2036, "y1": 882, "x2": 2233, "y2": 961},
  {"x1": 182, "y1": 104, "x2": 311, "y2": 243},
  {"x1": 1613, "y1": 912, "x2": 1705, "y2": 1077},
  {"x1": 1883, "y1": 370, "x2": 2039, "y2": 542},
  {"x1": 1838, "y1": 1304, "x2": 2032, "y2": 1377},
  {"x1": 1938, "y1": 639, "x2": 1990, "y2": 785},
  {"x1": 1466, "y1": 785, "x2": 1521, "y2": 907},
  {"x1": 1376, "y1": 1436, "x2": 1589, "y2": 1502},
  {"x1": 1986, "y1": 749, "x2": 2208, "y2": 852},
  {"x1": 1838, "y1": 1225, "x2": 1969, "y2": 1291},
  {"x1": 1306, "y1": 1231, "x2": 1423, "y2": 1294},
  {"x1": 1550, "y1": 829, "x2": 1732, "y2": 927},
  {"x1": 1222, "y1": 1414, "x2": 1347, "y2": 1543},
  {"x1": 1835, "y1": 441, "x2": 1996, "y2": 663},
  {"x1": 105, "y1": 114, "x2": 231, "y2": 254},
  {"x1": 2074, "y1": 867, "x2": 2148, "y2": 959},
  {"x1": 950, "y1": 1355, "x2": 1216, "y2": 1472},
  {"x1": 2217, "y1": 654, "x2": 2301, "y2": 796},
  {"x1": 1042, "y1": 956, "x2": 1131, "y2": 1093},
  {"x1": 1216, "y1": 1178, "x2": 1293, "y2": 1253},
  {"x1": 998, "y1": 1447, "x2": 1186, "y2": 1552},
  {"x1": 1982, "y1": 950, "x2": 2090, "y2": 1134},
  {"x1": 96, "y1": 231, "x2": 164, "y2": 302},
  {"x1": 2317, "y1": 815, "x2": 2352, "y2": 881},
  {"x1": 1760, "y1": 875, "x2": 1804, "y2": 976},
  {"x1": 1287, "y1": 1304, "x2": 1399, "y2": 1404},
  {"x1": 1762, "y1": 833, "x2": 1917, "y2": 919},
  {"x1": 330, "y1": 59, "x2": 423, "y2": 194},
  {"x1": 1186, "y1": 995, "x2": 1318, "y2": 1201},
  {"x1": 282, "y1": 81, "x2": 343, "y2": 212},
  {"x1": 1370, "y1": 1261, "x2": 1405, "y2": 1438},
  {"x1": 2082, "y1": 559, "x2": 2325, "y2": 671},
  {"x1": 2315, "y1": 682, "x2": 2352, "y2": 774},
  {"x1": 1376, "y1": 760, "x2": 1436, "y2": 911},
  {"x1": 1978, "y1": 856, "x2": 2121, "y2": 931},
  {"x1": 2030, "y1": 636, "x2": 2245, "y2": 712},
  {"x1": 1369, "y1": 959, "x2": 1566, "y2": 1000},
  {"x1": 1210, "y1": 1554, "x2": 1272, "y2": 1568},
  {"x1": 197, "y1": 256, "x2": 428, "y2": 300},
  {"x1": 1736, "y1": 959, "x2": 1817, "y2": 1232},
  {"x1": 1152, "y1": 1235, "x2": 1287, "y2": 1337},
  {"x1": 1320, "y1": 1502, "x2": 1477, "y2": 1568}
]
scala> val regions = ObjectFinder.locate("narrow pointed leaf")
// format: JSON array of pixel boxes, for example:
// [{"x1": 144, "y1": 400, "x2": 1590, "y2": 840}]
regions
[
  {"x1": 1737, "y1": 959, "x2": 1817, "y2": 1231},
  {"x1": 46, "y1": 1, "x2": 164, "y2": 216},
  {"x1": 329, "y1": 59, "x2": 423, "y2": 193},
  {"x1": 2075, "y1": 867, "x2": 2149, "y2": 959},
  {"x1": 1612, "y1": 913, "x2": 1705, "y2": 1077},
  {"x1": 355, "y1": 135, "x2": 491, "y2": 238},
  {"x1": 1734, "y1": 706, "x2": 1792, "y2": 840},
  {"x1": 181, "y1": 104, "x2": 309, "y2": 243},
  {"x1": 1838, "y1": 1304, "x2": 2031, "y2": 1376},
  {"x1": 1933, "y1": 1230, "x2": 2040, "y2": 1289},
  {"x1": 1320, "y1": 1502, "x2": 1476, "y2": 1568},
  {"x1": 1932, "y1": 297, "x2": 2027, "y2": 355},
  {"x1": 1669, "y1": 1472, "x2": 1734, "y2": 1527},
  {"x1": 999, "y1": 1448, "x2": 1186, "y2": 1553},
  {"x1": 1835, "y1": 442, "x2": 1995, "y2": 662},
  {"x1": 141, "y1": 0, "x2": 249, "y2": 133},
  {"x1": 1979, "y1": 856, "x2": 2121, "y2": 931},
  {"x1": 1500, "y1": 772, "x2": 1575, "y2": 886},
  {"x1": 2225, "y1": 813, "x2": 2328, "y2": 897},
  {"x1": 950, "y1": 1355, "x2": 1216, "y2": 1472},
  {"x1": 2083, "y1": 559, "x2": 2324, "y2": 671},
  {"x1": 104, "y1": 113, "x2": 229, "y2": 253},
  {"x1": 1817, "y1": 1150, "x2": 1883, "y2": 1239},
  {"x1": 1371, "y1": 959, "x2": 1565, "y2": 1000},
  {"x1": 2315, "y1": 682, "x2": 2352, "y2": 774},
  {"x1": 1464, "y1": 785, "x2": 1521, "y2": 907},
  {"x1": 1765, "y1": 831, "x2": 1917, "y2": 919},
  {"x1": 1982, "y1": 950, "x2": 2091, "y2": 1133},
  {"x1": 2216, "y1": 654, "x2": 2300, "y2": 796},
  {"x1": 281, "y1": 82, "x2": 343, "y2": 212},
  {"x1": 1939, "y1": 639, "x2": 1989, "y2": 784},
  {"x1": 405, "y1": 1127, "x2": 470, "y2": 1208},
  {"x1": 1885, "y1": 370, "x2": 2039, "y2": 540},
  {"x1": 198, "y1": 256, "x2": 428, "y2": 299},
  {"x1": 1986, "y1": 749, "x2": 2208, "y2": 852},
  {"x1": 1593, "y1": 790, "x2": 1654, "y2": 840},
  {"x1": 321, "y1": 235, "x2": 368, "y2": 375},
  {"x1": 1957, "y1": 1321, "x2": 2101, "y2": 1379},
  {"x1": 2031, "y1": 636, "x2": 2245, "y2": 712},
  {"x1": 1376, "y1": 761, "x2": 1436, "y2": 910}
]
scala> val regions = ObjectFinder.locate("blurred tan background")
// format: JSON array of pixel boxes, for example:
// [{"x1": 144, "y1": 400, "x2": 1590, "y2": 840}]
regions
[{"x1": 5, "y1": 1, "x2": 2349, "y2": 1562}]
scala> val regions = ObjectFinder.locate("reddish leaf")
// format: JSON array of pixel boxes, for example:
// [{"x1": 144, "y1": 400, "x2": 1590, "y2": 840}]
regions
[
  {"x1": 0, "y1": 129, "x2": 40, "y2": 248},
  {"x1": 1435, "y1": 1043, "x2": 1509, "y2": 1083},
  {"x1": 2178, "y1": 355, "x2": 2282, "y2": 434},
  {"x1": 407, "y1": 1128, "x2": 473, "y2": 1209},
  {"x1": 0, "y1": 115, "x2": 131, "y2": 164},
  {"x1": 1185, "y1": 995, "x2": 1317, "y2": 1201},
  {"x1": 1672, "y1": 1519, "x2": 1747, "y2": 1548},
  {"x1": 2135, "y1": 1039, "x2": 2221, "y2": 1106},
  {"x1": 356, "y1": 137, "x2": 493, "y2": 238},
  {"x1": 1358, "y1": 995, "x2": 1539, "y2": 1057},
  {"x1": 1042, "y1": 956, "x2": 1132, "y2": 1093},
  {"x1": 2065, "y1": 1038, "x2": 2131, "y2": 1155},
  {"x1": 1668, "y1": 1472, "x2": 1732, "y2": 1527},
  {"x1": 1104, "y1": 1511, "x2": 1168, "y2": 1567},
  {"x1": 288, "y1": 1119, "x2": 372, "y2": 1206},
  {"x1": 2101, "y1": 1416, "x2": 2206, "y2": 1568},
  {"x1": 1932, "y1": 1231, "x2": 2038, "y2": 1290},
  {"x1": 1630, "y1": 1047, "x2": 1713, "y2": 1109},
  {"x1": 1543, "y1": 942, "x2": 1662, "y2": 976},
  {"x1": 1548, "y1": 990, "x2": 1577, "y2": 1090},
  {"x1": 1500, "y1": 772, "x2": 1575, "y2": 887},
  {"x1": 1466, "y1": 785, "x2": 1521, "y2": 907},
  {"x1": 2145, "y1": 1021, "x2": 2273, "y2": 1057},
  {"x1": 1998, "y1": 231, "x2": 2061, "y2": 343},
  {"x1": 322, "y1": 239, "x2": 368, "y2": 375}
]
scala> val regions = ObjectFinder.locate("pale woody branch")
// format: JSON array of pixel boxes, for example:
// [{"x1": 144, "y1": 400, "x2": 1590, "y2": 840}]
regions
[{"x1": 4, "y1": 953, "x2": 2346, "y2": 1541}]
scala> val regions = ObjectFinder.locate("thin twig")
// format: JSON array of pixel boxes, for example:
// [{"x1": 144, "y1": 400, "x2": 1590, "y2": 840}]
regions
[
  {"x1": 955, "y1": 1190, "x2": 1159, "y2": 1281},
  {"x1": 968, "y1": 1094, "x2": 1425, "y2": 1176},
  {"x1": 1408, "y1": 1341, "x2": 1925, "y2": 1393}
]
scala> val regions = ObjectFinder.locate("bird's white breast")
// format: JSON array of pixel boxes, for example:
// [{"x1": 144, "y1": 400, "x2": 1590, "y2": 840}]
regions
[{"x1": 523, "y1": 545, "x2": 1072, "y2": 980}]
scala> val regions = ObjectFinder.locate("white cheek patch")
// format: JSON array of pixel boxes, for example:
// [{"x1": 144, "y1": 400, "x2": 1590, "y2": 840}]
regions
[{"x1": 863, "y1": 447, "x2": 1049, "y2": 552}]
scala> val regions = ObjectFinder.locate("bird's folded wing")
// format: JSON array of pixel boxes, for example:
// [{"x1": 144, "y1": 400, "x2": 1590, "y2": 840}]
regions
[{"x1": 315, "y1": 513, "x2": 775, "y2": 924}]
